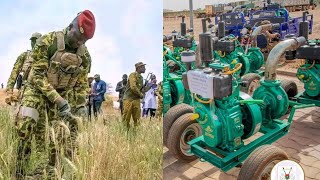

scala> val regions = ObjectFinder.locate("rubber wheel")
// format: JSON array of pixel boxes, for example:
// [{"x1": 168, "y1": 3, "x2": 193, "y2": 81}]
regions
[
  {"x1": 167, "y1": 113, "x2": 202, "y2": 162},
  {"x1": 163, "y1": 103, "x2": 193, "y2": 146},
  {"x1": 280, "y1": 80, "x2": 298, "y2": 114},
  {"x1": 237, "y1": 145, "x2": 288, "y2": 180},
  {"x1": 280, "y1": 79, "x2": 298, "y2": 98},
  {"x1": 241, "y1": 73, "x2": 261, "y2": 96}
]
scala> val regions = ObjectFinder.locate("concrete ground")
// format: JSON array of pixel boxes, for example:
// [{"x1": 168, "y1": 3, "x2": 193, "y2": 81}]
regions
[{"x1": 163, "y1": 74, "x2": 320, "y2": 180}]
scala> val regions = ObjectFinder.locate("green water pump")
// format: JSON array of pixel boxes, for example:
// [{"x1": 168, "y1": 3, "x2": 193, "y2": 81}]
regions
[
  {"x1": 199, "y1": 20, "x2": 267, "y2": 95},
  {"x1": 282, "y1": 18, "x2": 320, "y2": 106},
  {"x1": 211, "y1": 21, "x2": 264, "y2": 76},
  {"x1": 166, "y1": 31, "x2": 313, "y2": 179}
]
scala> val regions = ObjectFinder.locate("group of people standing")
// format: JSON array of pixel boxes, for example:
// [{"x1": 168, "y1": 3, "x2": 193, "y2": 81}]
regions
[
  {"x1": 116, "y1": 62, "x2": 163, "y2": 129},
  {"x1": 82, "y1": 62, "x2": 162, "y2": 127},
  {"x1": 116, "y1": 73, "x2": 160, "y2": 118}
]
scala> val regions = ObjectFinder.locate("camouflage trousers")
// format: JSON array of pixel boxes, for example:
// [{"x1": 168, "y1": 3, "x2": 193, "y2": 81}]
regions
[
  {"x1": 122, "y1": 99, "x2": 141, "y2": 129},
  {"x1": 156, "y1": 100, "x2": 163, "y2": 118},
  {"x1": 15, "y1": 90, "x2": 78, "y2": 179},
  {"x1": 119, "y1": 100, "x2": 124, "y2": 115}
]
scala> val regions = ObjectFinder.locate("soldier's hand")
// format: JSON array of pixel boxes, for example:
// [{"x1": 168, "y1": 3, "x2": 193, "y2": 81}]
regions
[
  {"x1": 75, "y1": 106, "x2": 88, "y2": 118},
  {"x1": 5, "y1": 91, "x2": 13, "y2": 105},
  {"x1": 57, "y1": 98, "x2": 71, "y2": 117},
  {"x1": 5, "y1": 96, "x2": 12, "y2": 105},
  {"x1": 11, "y1": 95, "x2": 18, "y2": 102}
]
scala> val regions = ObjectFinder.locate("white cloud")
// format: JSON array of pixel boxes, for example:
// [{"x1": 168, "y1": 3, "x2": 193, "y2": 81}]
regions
[
  {"x1": 86, "y1": 33, "x2": 124, "y2": 89},
  {"x1": 122, "y1": 0, "x2": 152, "y2": 37},
  {"x1": 120, "y1": 0, "x2": 162, "y2": 82}
]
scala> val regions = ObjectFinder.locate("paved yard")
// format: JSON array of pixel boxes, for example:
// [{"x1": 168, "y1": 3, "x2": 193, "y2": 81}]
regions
[{"x1": 164, "y1": 75, "x2": 320, "y2": 180}]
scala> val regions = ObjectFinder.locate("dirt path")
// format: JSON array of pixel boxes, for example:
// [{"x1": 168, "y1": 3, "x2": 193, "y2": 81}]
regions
[{"x1": 0, "y1": 89, "x2": 7, "y2": 105}]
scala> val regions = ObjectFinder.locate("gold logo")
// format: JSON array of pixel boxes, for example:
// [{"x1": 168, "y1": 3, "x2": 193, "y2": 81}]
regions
[
  {"x1": 80, "y1": 27, "x2": 84, "y2": 33},
  {"x1": 309, "y1": 81, "x2": 316, "y2": 87},
  {"x1": 205, "y1": 126, "x2": 213, "y2": 133}
]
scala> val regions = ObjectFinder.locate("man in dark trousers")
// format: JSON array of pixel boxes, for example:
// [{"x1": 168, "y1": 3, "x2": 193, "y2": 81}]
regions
[
  {"x1": 116, "y1": 74, "x2": 128, "y2": 115},
  {"x1": 87, "y1": 77, "x2": 94, "y2": 120},
  {"x1": 92, "y1": 74, "x2": 107, "y2": 118}
]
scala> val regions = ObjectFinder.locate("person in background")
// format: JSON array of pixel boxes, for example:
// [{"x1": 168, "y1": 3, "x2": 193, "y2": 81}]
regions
[
  {"x1": 5, "y1": 32, "x2": 42, "y2": 105},
  {"x1": 122, "y1": 62, "x2": 150, "y2": 130},
  {"x1": 155, "y1": 81, "x2": 163, "y2": 119},
  {"x1": 87, "y1": 77, "x2": 94, "y2": 120},
  {"x1": 143, "y1": 79, "x2": 157, "y2": 118},
  {"x1": 92, "y1": 74, "x2": 107, "y2": 118},
  {"x1": 142, "y1": 74, "x2": 156, "y2": 116},
  {"x1": 116, "y1": 74, "x2": 128, "y2": 115}
]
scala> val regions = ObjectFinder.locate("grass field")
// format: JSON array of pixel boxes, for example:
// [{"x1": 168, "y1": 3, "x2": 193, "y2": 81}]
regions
[{"x1": 0, "y1": 98, "x2": 162, "y2": 180}]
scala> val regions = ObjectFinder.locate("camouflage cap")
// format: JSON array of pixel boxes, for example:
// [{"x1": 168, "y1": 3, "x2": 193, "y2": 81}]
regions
[
  {"x1": 30, "y1": 32, "x2": 42, "y2": 40},
  {"x1": 94, "y1": 74, "x2": 100, "y2": 78},
  {"x1": 135, "y1": 62, "x2": 146, "y2": 69}
]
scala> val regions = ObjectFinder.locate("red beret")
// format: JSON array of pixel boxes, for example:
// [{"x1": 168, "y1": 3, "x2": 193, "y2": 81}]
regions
[{"x1": 78, "y1": 10, "x2": 95, "y2": 39}]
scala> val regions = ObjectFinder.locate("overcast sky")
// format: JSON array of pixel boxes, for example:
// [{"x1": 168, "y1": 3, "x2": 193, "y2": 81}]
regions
[{"x1": 0, "y1": 0, "x2": 162, "y2": 95}]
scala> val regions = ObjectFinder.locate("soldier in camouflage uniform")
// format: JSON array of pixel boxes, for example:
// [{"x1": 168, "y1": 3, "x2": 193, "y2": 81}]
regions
[
  {"x1": 15, "y1": 10, "x2": 95, "y2": 179},
  {"x1": 155, "y1": 81, "x2": 163, "y2": 118},
  {"x1": 122, "y1": 62, "x2": 150, "y2": 129},
  {"x1": 5, "y1": 32, "x2": 42, "y2": 105}
]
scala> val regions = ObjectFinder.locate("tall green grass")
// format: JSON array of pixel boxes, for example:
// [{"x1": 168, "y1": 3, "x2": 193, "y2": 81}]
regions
[{"x1": 0, "y1": 105, "x2": 162, "y2": 180}]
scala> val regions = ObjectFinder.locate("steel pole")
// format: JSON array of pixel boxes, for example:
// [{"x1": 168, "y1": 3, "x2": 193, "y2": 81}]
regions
[{"x1": 189, "y1": 0, "x2": 194, "y2": 35}]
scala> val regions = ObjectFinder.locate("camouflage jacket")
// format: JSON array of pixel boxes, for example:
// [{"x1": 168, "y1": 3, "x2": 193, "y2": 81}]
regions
[
  {"x1": 27, "y1": 30, "x2": 91, "y2": 107},
  {"x1": 6, "y1": 51, "x2": 30, "y2": 92},
  {"x1": 155, "y1": 82, "x2": 163, "y2": 102},
  {"x1": 123, "y1": 71, "x2": 145, "y2": 100}
]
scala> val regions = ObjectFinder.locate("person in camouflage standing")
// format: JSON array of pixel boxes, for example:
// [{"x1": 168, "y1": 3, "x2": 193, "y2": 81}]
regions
[
  {"x1": 5, "y1": 32, "x2": 42, "y2": 105},
  {"x1": 155, "y1": 81, "x2": 163, "y2": 118},
  {"x1": 122, "y1": 62, "x2": 150, "y2": 129},
  {"x1": 116, "y1": 74, "x2": 128, "y2": 115},
  {"x1": 14, "y1": 10, "x2": 95, "y2": 179}
]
